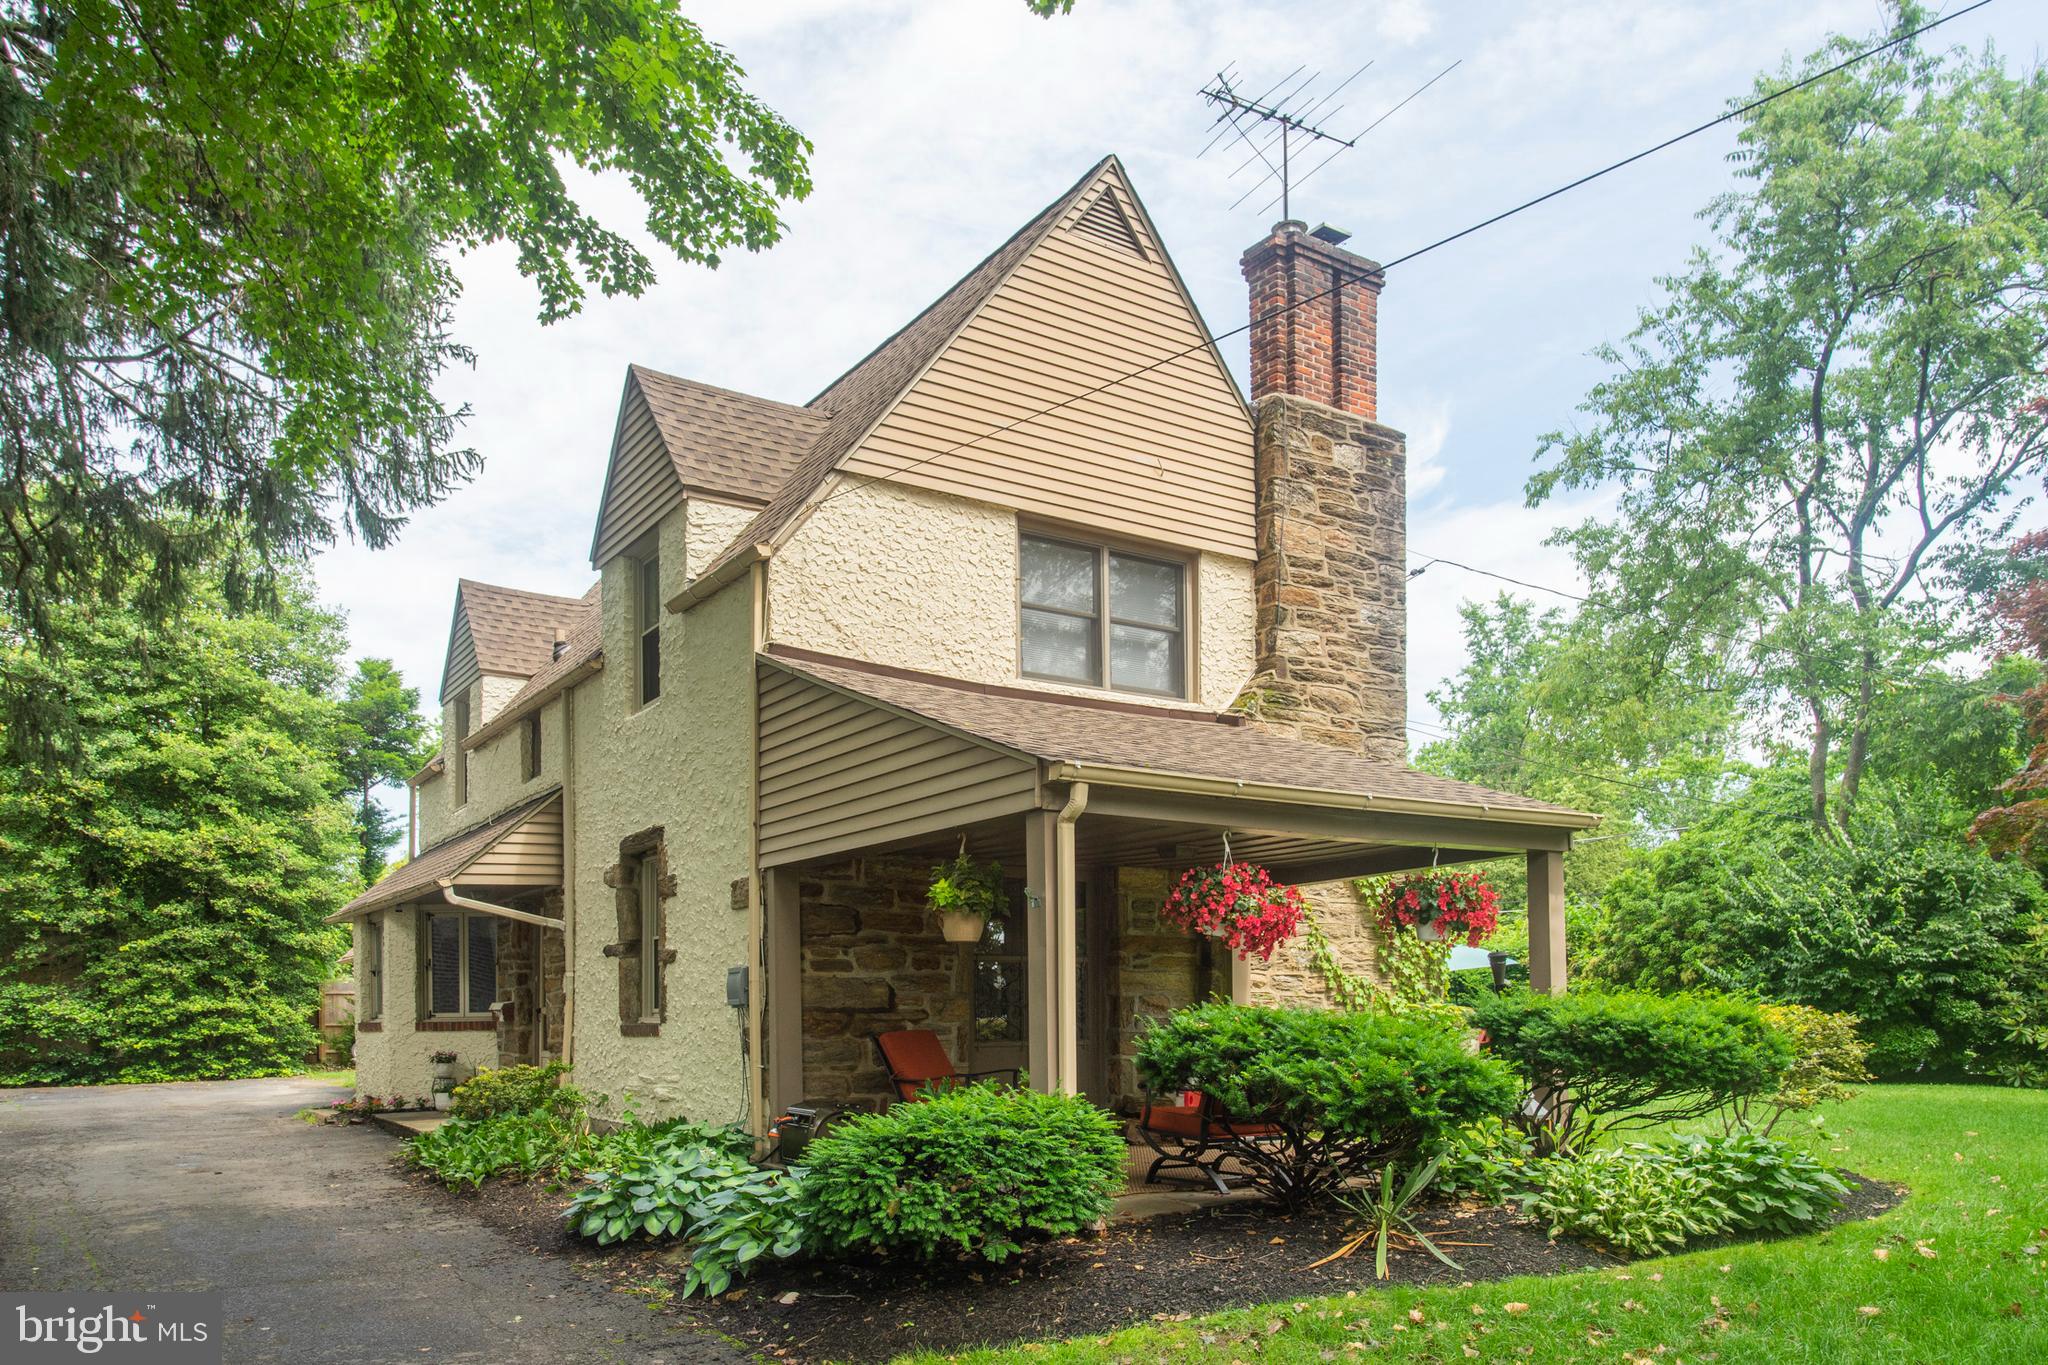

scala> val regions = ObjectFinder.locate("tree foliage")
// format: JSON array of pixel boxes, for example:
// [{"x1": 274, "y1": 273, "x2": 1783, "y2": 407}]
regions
[
  {"x1": 0, "y1": 0, "x2": 812, "y2": 694},
  {"x1": 1973, "y1": 531, "x2": 2048, "y2": 863},
  {"x1": 1528, "y1": 4, "x2": 2048, "y2": 835},
  {"x1": 335, "y1": 658, "x2": 433, "y2": 882},
  {"x1": 1591, "y1": 765, "x2": 2048, "y2": 1085},
  {"x1": 0, "y1": 569, "x2": 357, "y2": 1083}
]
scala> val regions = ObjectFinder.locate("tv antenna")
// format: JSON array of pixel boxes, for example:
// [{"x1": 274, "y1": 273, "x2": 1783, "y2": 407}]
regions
[{"x1": 1199, "y1": 59, "x2": 1462, "y2": 219}]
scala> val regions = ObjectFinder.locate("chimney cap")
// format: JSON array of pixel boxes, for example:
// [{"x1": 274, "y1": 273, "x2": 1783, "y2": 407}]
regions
[{"x1": 1309, "y1": 223, "x2": 1352, "y2": 246}]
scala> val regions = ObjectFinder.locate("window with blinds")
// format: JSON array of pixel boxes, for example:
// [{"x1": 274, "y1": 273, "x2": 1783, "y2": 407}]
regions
[{"x1": 425, "y1": 910, "x2": 497, "y2": 1016}]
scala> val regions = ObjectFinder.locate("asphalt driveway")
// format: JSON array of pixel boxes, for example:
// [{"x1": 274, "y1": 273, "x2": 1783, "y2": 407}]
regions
[{"x1": 0, "y1": 1076, "x2": 745, "y2": 1364}]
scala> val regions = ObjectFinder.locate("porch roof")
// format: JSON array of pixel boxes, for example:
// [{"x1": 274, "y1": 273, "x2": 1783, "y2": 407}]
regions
[
  {"x1": 762, "y1": 647, "x2": 1595, "y2": 827},
  {"x1": 326, "y1": 788, "x2": 563, "y2": 921}
]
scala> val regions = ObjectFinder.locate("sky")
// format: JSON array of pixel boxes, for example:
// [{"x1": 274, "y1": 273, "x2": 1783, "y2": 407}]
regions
[{"x1": 310, "y1": 0, "x2": 2038, "y2": 759}]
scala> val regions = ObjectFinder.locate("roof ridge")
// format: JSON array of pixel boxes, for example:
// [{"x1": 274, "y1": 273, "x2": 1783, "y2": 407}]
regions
[
  {"x1": 804, "y1": 154, "x2": 1118, "y2": 412},
  {"x1": 628, "y1": 364, "x2": 819, "y2": 419},
  {"x1": 458, "y1": 577, "x2": 587, "y2": 605}
]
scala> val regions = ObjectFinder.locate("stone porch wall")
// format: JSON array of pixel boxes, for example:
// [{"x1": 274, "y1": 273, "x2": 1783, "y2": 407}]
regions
[
  {"x1": 798, "y1": 856, "x2": 967, "y2": 1107},
  {"x1": 1109, "y1": 868, "x2": 1212, "y2": 1112},
  {"x1": 1248, "y1": 879, "x2": 1392, "y2": 1009}
]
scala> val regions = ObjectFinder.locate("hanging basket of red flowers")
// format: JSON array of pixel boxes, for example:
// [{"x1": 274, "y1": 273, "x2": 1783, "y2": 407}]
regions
[
  {"x1": 1160, "y1": 861, "x2": 1307, "y2": 961},
  {"x1": 1372, "y1": 869, "x2": 1501, "y2": 946}
]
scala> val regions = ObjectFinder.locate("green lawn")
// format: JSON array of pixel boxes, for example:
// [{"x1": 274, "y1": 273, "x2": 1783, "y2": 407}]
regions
[{"x1": 925, "y1": 1086, "x2": 2048, "y2": 1363}]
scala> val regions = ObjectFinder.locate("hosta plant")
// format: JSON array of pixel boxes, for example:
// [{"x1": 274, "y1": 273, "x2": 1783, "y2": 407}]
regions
[
  {"x1": 1520, "y1": 1148, "x2": 1727, "y2": 1256},
  {"x1": 564, "y1": 1129, "x2": 759, "y2": 1245},
  {"x1": 1159, "y1": 861, "x2": 1306, "y2": 960},
  {"x1": 679, "y1": 1166, "x2": 809, "y2": 1299}
]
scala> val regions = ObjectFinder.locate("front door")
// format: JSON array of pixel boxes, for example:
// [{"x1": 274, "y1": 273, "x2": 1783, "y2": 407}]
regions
[{"x1": 969, "y1": 874, "x2": 1113, "y2": 1102}]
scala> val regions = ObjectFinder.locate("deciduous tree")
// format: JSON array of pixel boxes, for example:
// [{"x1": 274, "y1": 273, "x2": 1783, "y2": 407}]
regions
[{"x1": 335, "y1": 658, "x2": 434, "y2": 883}]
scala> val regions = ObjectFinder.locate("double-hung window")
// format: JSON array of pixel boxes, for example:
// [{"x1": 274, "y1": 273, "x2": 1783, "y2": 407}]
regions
[
  {"x1": 636, "y1": 551, "x2": 662, "y2": 706},
  {"x1": 1019, "y1": 533, "x2": 1186, "y2": 698},
  {"x1": 424, "y1": 909, "x2": 497, "y2": 1017},
  {"x1": 450, "y1": 698, "x2": 470, "y2": 806},
  {"x1": 522, "y1": 713, "x2": 542, "y2": 781},
  {"x1": 361, "y1": 916, "x2": 384, "y2": 1021},
  {"x1": 638, "y1": 853, "x2": 664, "y2": 1020}
]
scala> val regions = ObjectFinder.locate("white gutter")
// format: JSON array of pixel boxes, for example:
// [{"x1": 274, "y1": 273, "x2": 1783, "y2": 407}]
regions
[
  {"x1": 1039, "y1": 761, "x2": 1602, "y2": 829},
  {"x1": 666, "y1": 543, "x2": 771, "y2": 614},
  {"x1": 437, "y1": 882, "x2": 566, "y2": 932}
]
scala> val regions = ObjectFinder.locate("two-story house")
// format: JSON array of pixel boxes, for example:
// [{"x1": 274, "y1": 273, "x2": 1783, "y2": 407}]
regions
[{"x1": 332, "y1": 156, "x2": 1595, "y2": 1127}]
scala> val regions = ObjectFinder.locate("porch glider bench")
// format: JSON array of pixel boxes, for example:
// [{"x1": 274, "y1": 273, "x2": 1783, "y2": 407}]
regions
[
  {"x1": 873, "y1": 1028, "x2": 1018, "y2": 1104},
  {"x1": 1137, "y1": 1092, "x2": 1284, "y2": 1195}
]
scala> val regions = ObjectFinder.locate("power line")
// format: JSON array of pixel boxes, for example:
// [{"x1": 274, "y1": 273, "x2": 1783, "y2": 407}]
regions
[
  {"x1": 806, "y1": 0, "x2": 1992, "y2": 519},
  {"x1": 1408, "y1": 554, "x2": 1587, "y2": 602}
]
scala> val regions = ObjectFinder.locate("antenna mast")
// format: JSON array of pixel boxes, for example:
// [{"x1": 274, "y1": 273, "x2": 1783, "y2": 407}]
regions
[{"x1": 1199, "y1": 66, "x2": 1361, "y2": 222}]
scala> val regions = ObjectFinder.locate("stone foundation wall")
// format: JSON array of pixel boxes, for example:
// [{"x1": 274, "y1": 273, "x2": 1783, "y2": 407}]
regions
[
  {"x1": 798, "y1": 856, "x2": 967, "y2": 1107},
  {"x1": 1249, "y1": 880, "x2": 1392, "y2": 1009},
  {"x1": 490, "y1": 893, "x2": 566, "y2": 1069}
]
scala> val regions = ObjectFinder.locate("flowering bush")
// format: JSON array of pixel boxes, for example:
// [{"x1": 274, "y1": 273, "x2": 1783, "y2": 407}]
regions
[
  {"x1": 1373, "y1": 869, "x2": 1500, "y2": 945},
  {"x1": 1160, "y1": 861, "x2": 1306, "y2": 960}
]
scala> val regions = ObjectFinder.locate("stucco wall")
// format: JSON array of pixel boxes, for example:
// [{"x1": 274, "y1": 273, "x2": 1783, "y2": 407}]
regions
[
  {"x1": 417, "y1": 686, "x2": 567, "y2": 853},
  {"x1": 567, "y1": 501, "x2": 758, "y2": 1125},
  {"x1": 350, "y1": 910, "x2": 499, "y2": 1100},
  {"x1": 767, "y1": 479, "x2": 1255, "y2": 711},
  {"x1": 686, "y1": 499, "x2": 758, "y2": 579}
]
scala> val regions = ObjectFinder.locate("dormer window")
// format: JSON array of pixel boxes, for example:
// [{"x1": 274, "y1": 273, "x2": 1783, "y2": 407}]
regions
[
  {"x1": 1019, "y1": 533, "x2": 1185, "y2": 698},
  {"x1": 636, "y1": 549, "x2": 661, "y2": 707}
]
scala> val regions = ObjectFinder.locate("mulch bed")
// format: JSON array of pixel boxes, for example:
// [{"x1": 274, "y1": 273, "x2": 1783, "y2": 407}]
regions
[{"x1": 399, "y1": 1162, "x2": 1904, "y2": 1364}]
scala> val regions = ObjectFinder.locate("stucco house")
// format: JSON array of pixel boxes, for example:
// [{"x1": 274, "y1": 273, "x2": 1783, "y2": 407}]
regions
[{"x1": 332, "y1": 156, "x2": 1595, "y2": 1126}]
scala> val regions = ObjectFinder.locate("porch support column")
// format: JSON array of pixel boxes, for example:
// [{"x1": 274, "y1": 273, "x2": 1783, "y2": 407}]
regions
[
  {"x1": 1024, "y1": 789, "x2": 1084, "y2": 1095},
  {"x1": 1526, "y1": 848, "x2": 1566, "y2": 995},
  {"x1": 763, "y1": 865, "x2": 804, "y2": 1114}
]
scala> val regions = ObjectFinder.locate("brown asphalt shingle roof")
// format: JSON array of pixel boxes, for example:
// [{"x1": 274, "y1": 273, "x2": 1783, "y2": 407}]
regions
[
  {"x1": 469, "y1": 584, "x2": 603, "y2": 743},
  {"x1": 686, "y1": 157, "x2": 1117, "y2": 587},
  {"x1": 460, "y1": 580, "x2": 595, "y2": 679},
  {"x1": 762, "y1": 651, "x2": 1597, "y2": 825},
  {"x1": 630, "y1": 366, "x2": 829, "y2": 506},
  {"x1": 328, "y1": 789, "x2": 562, "y2": 920}
]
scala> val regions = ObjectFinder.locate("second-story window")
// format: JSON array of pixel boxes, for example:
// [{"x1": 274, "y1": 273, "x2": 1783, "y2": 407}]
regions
[
  {"x1": 522, "y1": 713, "x2": 542, "y2": 781},
  {"x1": 637, "y1": 550, "x2": 662, "y2": 706},
  {"x1": 451, "y1": 697, "x2": 471, "y2": 805},
  {"x1": 1019, "y1": 533, "x2": 1185, "y2": 698}
]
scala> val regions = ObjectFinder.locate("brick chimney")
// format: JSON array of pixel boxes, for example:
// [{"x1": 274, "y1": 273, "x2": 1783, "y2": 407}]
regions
[{"x1": 1238, "y1": 221, "x2": 1406, "y2": 761}]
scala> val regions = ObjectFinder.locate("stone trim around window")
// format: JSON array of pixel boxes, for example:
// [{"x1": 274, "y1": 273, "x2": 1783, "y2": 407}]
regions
[
  {"x1": 356, "y1": 1021, "x2": 383, "y2": 1034},
  {"x1": 415, "y1": 1018, "x2": 494, "y2": 1032},
  {"x1": 602, "y1": 825, "x2": 676, "y2": 1034}
]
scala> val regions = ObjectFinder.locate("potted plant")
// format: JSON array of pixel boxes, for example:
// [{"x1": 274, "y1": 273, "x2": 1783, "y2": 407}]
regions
[
  {"x1": 1372, "y1": 869, "x2": 1501, "y2": 945},
  {"x1": 928, "y1": 849, "x2": 1006, "y2": 943},
  {"x1": 1159, "y1": 860, "x2": 1306, "y2": 961},
  {"x1": 428, "y1": 1050, "x2": 460, "y2": 1108}
]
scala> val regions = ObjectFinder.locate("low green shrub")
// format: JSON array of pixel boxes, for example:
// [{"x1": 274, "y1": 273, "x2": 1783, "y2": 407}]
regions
[
  {"x1": 679, "y1": 1165, "x2": 809, "y2": 1299},
  {"x1": 1427, "y1": 1115, "x2": 1535, "y2": 1203},
  {"x1": 1521, "y1": 1148, "x2": 1725, "y2": 1256},
  {"x1": 567, "y1": 1115, "x2": 756, "y2": 1176},
  {"x1": 406, "y1": 1113, "x2": 580, "y2": 1189},
  {"x1": 1729, "y1": 1003, "x2": 1869, "y2": 1134},
  {"x1": 449, "y1": 1061, "x2": 587, "y2": 1122},
  {"x1": 563, "y1": 1125, "x2": 760, "y2": 1245},
  {"x1": 1135, "y1": 1002, "x2": 1519, "y2": 1207},
  {"x1": 1521, "y1": 1131, "x2": 1848, "y2": 1256},
  {"x1": 1469, "y1": 988, "x2": 1793, "y2": 1153},
  {"x1": 800, "y1": 1084, "x2": 1125, "y2": 1262}
]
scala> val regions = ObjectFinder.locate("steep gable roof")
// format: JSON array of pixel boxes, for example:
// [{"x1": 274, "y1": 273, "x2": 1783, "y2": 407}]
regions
[
  {"x1": 678, "y1": 157, "x2": 1120, "y2": 595},
  {"x1": 440, "y1": 579, "x2": 594, "y2": 703},
  {"x1": 588, "y1": 368, "x2": 829, "y2": 565},
  {"x1": 464, "y1": 582, "x2": 604, "y2": 746}
]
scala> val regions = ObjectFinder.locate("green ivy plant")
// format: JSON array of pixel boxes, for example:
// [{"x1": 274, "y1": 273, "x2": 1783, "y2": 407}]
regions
[{"x1": 927, "y1": 852, "x2": 1006, "y2": 921}]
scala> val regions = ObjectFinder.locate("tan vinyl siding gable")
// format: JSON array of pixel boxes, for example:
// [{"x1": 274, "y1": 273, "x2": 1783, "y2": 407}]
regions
[
  {"x1": 756, "y1": 662, "x2": 1039, "y2": 866},
  {"x1": 839, "y1": 169, "x2": 1255, "y2": 558},
  {"x1": 591, "y1": 380, "x2": 684, "y2": 568},
  {"x1": 458, "y1": 797, "x2": 564, "y2": 889}
]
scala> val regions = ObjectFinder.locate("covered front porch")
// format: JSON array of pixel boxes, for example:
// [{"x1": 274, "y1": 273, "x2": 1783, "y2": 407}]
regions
[{"x1": 754, "y1": 650, "x2": 1597, "y2": 1118}]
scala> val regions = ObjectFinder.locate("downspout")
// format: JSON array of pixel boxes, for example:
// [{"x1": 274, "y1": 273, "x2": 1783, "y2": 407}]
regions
[
  {"x1": 1055, "y1": 781, "x2": 1088, "y2": 1095},
  {"x1": 560, "y1": 686, "x2": 577, "y2": 1070},
  {"x1": 745, "y1": 559, "x2": 769, "y2": 1135},
  {"x1": 407, "y1": 775, "x2": 418, "y2": 860}
]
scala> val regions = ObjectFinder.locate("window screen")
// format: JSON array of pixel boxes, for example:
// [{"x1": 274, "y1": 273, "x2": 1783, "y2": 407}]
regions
[
  {"x1": 638, "y1": 553, "x2": 662, "y2": 705},
  {"x1": 466, "y1": 915, "x2": 497, "y2": 1012},
  {"x1": 428, "y1": 912, "x2": 462, "y2": 1015}
]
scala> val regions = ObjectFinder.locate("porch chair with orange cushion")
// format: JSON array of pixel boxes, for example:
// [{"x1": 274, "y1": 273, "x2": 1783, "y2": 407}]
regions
[
  {"x1": 871, "y1": 1028, "x2": 1018, "y2": 1103},
  {"x1": 1136, "y1": 1091, "x2": 1285, "y2": 1195}
]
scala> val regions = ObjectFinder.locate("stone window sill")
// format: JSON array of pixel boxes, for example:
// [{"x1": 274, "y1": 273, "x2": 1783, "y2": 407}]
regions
[
  {"x1": 417, "y1": 1018, "x2": 495, "y2": 1032},
  {"x1": 619, "y1": 1021, "x2": 661, "y2": 1038},
  {"x1": 356, "y1": 1021, "x2": 383, "y2": 1034}
]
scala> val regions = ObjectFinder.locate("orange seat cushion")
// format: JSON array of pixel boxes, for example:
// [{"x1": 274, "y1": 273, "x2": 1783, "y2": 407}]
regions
[
  {"x1": 1142, "y1": 1104, "x2": 1280, "y2": 1139},
  {"x1": 875, "y1": 1029, "x2": 958, "y2": 1093}
]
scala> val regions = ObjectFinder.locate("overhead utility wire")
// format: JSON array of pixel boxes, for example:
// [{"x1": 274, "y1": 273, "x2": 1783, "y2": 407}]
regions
[
  {"x1": 1407, "y1": 554, "x2": 1588, "y2": 602},
  {"x1": 806, "y1": 0, "x2": 1993, "y2": 517}
]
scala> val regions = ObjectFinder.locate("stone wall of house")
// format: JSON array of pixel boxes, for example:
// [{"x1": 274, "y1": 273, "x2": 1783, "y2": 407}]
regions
[
  {"x1": 489, "y1": 892, "x2": 567, "y2": 1069},
  {"x1": 798, "y1": 855, "x2": 968, "y2": 1107},
  {"x1": 1244, "y1": 393, "x2": 1407, "y2": 761},
  {"x1": 1248, "y1": 879, "x2": 1393, "y2": 1009}
]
